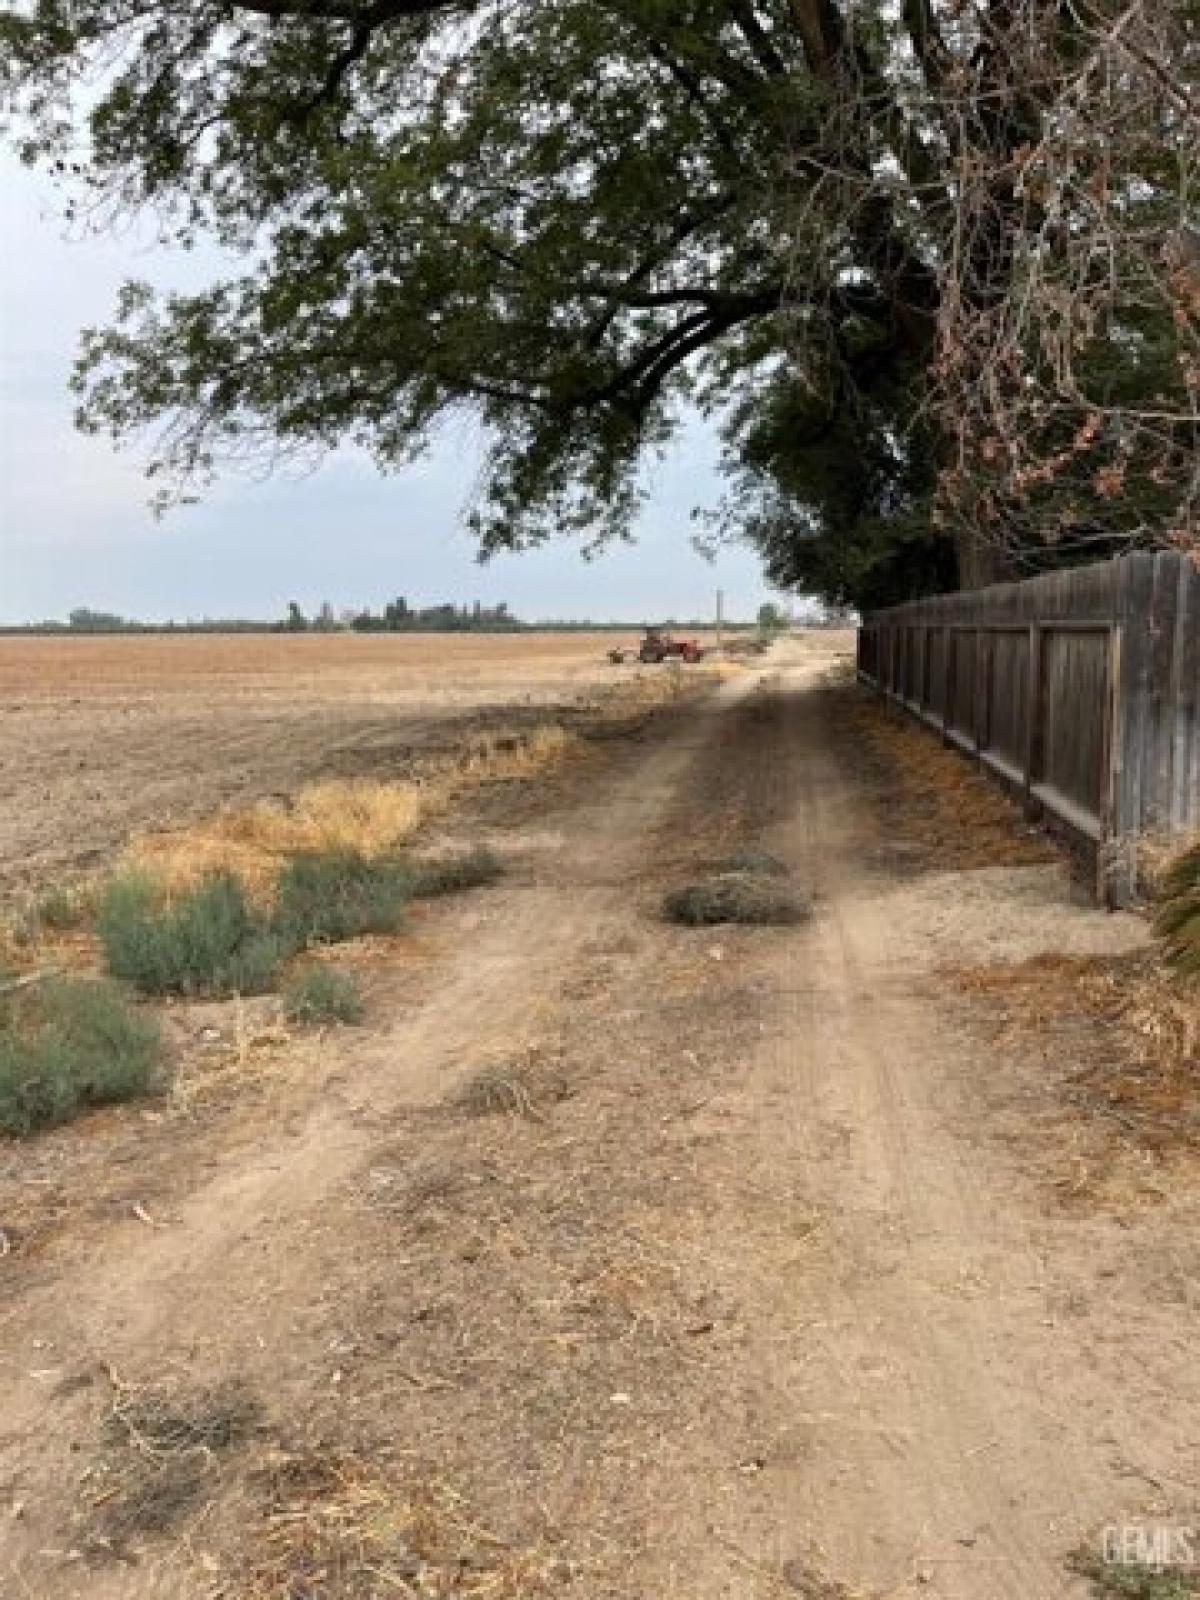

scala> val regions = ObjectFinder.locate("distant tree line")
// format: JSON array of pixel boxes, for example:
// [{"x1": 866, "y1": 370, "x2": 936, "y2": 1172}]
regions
[
  {"x1": 288, "y1": 598, "x2": 524, "y2": 633},
  {"x1": 1, "y1": 600, "x2": 782, "y2": 635}
]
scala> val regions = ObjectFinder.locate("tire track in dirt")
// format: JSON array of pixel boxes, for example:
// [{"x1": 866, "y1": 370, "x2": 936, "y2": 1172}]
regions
[{"x1": 646, "y1": 662, "x2": 1192, "y2": 1599}]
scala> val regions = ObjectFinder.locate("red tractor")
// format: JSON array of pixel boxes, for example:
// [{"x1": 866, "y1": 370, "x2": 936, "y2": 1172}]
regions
[{"x1": 638, "y1": 628, "x2": 705, "y2": 664}]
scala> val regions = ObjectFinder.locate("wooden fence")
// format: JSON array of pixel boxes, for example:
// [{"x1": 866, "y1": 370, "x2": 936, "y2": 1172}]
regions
[{"x1": 856, "y1": 551, "x2": 1199, "y2": 903}]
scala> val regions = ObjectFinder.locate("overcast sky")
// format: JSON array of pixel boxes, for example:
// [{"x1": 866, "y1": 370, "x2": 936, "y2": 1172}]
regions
[{"x1": 0, "y1": 157, "x2": 781, "y2": 626}]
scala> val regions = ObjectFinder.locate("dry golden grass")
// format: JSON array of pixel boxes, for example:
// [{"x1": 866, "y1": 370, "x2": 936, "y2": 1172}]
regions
[{"x1": 124, "y1": 721, "x2": 581, "y2": 898}]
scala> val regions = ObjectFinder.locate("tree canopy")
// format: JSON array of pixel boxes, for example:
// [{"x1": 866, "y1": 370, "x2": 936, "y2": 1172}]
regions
[{"x1": 1, "y1": 0, "x2": 1195, "y2": 609}]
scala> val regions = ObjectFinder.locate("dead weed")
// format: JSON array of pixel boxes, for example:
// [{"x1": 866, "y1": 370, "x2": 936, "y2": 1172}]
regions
[
  {"x1": 452, "y1": 1051, "x2": 572, "y2": 1119},
  {"x1": 85, "y1": 1373, "x2": 262, "y2": 1552}
]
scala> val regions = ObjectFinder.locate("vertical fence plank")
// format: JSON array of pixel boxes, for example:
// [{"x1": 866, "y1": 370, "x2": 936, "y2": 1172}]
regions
[
  {"x1": 1114, "y1": 553, "x2": 1156, "y2": 847},
  {"x1": 1025, "y1": 622, "x2": 1044, "y2": 812},
  {"x1": 1148, "y1": 553, "x2": 1181, "y2": 830},
  {"x1": 1101, "y1": 625, "x2": 1124, "y2": 904},
  {"x1": 1169, "y1": 558, "x2": 1199, "y2": 830}
]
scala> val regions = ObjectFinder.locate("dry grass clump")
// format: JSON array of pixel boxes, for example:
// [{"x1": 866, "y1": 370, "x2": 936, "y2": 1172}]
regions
[
  {"x1": 407, "y1": 846, "x2": 504, "y2": 898},
  {"x1": 0, "y1": 885, "x2": 98, "y2": 974},
  {"x1": 129, "y1": 779, "x2": 429, "y2": 899},
  {"x1": 226, "y1": 1448, "x2": 560, "y2": 1600},
  {"x1": 846, "y1": 692, "x2": 1054, "y2": 870},
  {"x1": 283, "y1": 963, "x2": 365, "y2": 1026},
  {"x1": 453, "y1": 1057, "x2": 570, "y2": 1118},
  {"x1": 88, "y1": 1376, "x2": 262, "y2": 1550},
  {"x1": 457, "y1": 723, "x2": 578, "y2": 780},
  {"x1": 125, "y1": 721, "x2": 575, "y2": 898},
  {"x1": 663, "y1": 872, "x2": 811, "y2": 927}
]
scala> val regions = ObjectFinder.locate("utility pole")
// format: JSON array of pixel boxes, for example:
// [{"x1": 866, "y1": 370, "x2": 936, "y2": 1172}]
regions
[{"x1": 715, "y1": 588, "x2": 724, "y2": 651}]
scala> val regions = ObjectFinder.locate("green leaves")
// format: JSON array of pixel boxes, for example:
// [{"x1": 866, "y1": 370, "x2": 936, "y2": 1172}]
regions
[{"x1": 4, "y1": 0, "x2": 1192, "y2": 601}]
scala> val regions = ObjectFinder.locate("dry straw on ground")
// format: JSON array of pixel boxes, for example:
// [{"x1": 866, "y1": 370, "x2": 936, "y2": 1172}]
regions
[
  {"x1": 847, "y1": 692, "x2": 1054, "y2": 870},
  {"x1": 452, "y1": 1057, "x2": 570, "y2": 1119},
  {"x1": 956, "y1": 953, "x2": 1200, "y2": 1156},
  {"x1": 221, "y1": 1448, "x2": 561, "y2": 1600}
]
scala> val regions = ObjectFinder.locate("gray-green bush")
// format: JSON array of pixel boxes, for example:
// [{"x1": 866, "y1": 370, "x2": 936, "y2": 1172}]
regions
[
  {"x1": 274, "y1": 849, "x2": 410, "y2": 946},
  {"x1": 663, "y1": 872, "x2": 812, "y2": 927},
  {"x1": 98, "y1": 871, "x2": 287, "y2": 998},
  {"x1": 0, "y1": 977, "x2": 163, "y2": 1136},
  {"x1": 405, "y1": 846, "x2": 504, "y2": 898},
  {"x1": 96, "y1": 842, "x2": 504, "y2": 1002},
  {"x1": 283, "y1": 964, "x2": 365, "y2": 1026}
]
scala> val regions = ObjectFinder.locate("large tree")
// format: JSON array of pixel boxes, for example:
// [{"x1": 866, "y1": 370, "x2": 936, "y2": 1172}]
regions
[{"x1": 1, "y1": 0, "x2": 1195, "y2": 608}]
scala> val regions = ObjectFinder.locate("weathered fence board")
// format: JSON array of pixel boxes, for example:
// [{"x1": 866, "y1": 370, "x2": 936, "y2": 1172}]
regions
[{"x1": 857, "y1": 552, "x2": 1199, "y2": 903}]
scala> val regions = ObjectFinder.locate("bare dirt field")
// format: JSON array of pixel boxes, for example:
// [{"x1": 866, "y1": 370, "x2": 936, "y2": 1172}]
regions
[
  {"x1": 0, "y1": 632, "x2": 651, "y2": 893},
  {"x1": 1, "y1": 632, "x2": 1197, "y2": 1600}
]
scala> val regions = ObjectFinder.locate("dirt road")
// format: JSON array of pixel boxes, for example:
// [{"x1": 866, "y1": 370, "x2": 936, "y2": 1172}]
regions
[{"x1": 1, "y1": 635, "x2": 1195, "y2": 1599}]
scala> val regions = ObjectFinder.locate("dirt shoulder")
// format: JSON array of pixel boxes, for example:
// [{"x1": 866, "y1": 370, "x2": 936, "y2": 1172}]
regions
[{"x1": 1, "y1": 635, "x2": 1197, "y2": 1600}]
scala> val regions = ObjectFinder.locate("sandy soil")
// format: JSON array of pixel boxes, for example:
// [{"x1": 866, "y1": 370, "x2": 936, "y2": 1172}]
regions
[{"x1": 1, "y1": 633, "x2": 1195, "y2": 1600}]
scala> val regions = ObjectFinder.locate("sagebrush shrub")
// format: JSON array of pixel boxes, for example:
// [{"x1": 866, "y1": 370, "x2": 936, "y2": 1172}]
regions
[
  {"x1": 98, "y1": 871, "x2": 287, "y2": 997},
  {"x1": 283, "y1": 964, "x2": 364, "y2": 1026},
  {"x1": 662, "y1": 872, "x2": 812, "y2": 927},
  {"x1": 405, "y1": 846, "x2": 504, "y2": 898},
  {"x1": 0, "y1": 977, "x2": 163, "y2": 1136},
  {"x1": 274, "y1": 850, "x2": 409, "y2": 947}
]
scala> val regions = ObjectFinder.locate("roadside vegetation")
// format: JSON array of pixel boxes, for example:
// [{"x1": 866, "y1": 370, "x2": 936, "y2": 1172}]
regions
[
  {"x1": 283, "y1": 965, "x2": 365, "y2": 1027},
  {"x1": 0, "y1": 839, "x2": 508, "y2": 1136},
  {"x1": 98, "y1": 871, "x2": 288, "y2": 999},
  {"x1": 0, "y1": 976, "x2": 163, "y2": 1136},
  {"x1": 0, "y1": 682, "x2": 694, "y2": 1139},
  {"x1": 97, "y1": 847, "x2": 504, "y2": 1001},
  {"x1": 125, "y1": 722, "x2": 575, "y2": 897},
  {"x1": 274, "y1": 850, "x2": 410, "y2": 948},
  {"x1": 1071, "y1": 1548, "x2": 1200, "y2": 1599}
]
